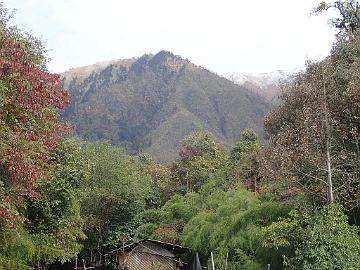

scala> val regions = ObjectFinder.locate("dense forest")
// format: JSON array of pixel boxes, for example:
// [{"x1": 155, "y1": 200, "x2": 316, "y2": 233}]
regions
[{"x1": 0, "y1": 1, "x2": 360, "y2": 270}]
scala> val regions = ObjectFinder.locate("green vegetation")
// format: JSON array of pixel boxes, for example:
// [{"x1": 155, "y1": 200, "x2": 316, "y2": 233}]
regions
[
  {"x1": 264, "y1": 204, "x2": 360, "y2": 270},
  {"x1": 79, "y1": 141, "x2": 152, "y2": 255},
  {"x1": 1, "y1": 1, "x2": 360, "y2": 269}
]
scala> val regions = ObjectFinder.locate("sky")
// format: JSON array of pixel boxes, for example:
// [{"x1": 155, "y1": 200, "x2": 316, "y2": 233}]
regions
[{"x1": 6, "y1": 0, "x2": 337, "y2": 76}]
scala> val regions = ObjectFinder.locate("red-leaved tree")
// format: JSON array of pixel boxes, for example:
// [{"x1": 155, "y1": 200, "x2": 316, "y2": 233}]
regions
[{"x1": 0, "y1": 30, "x2": 70, "y2": 223}]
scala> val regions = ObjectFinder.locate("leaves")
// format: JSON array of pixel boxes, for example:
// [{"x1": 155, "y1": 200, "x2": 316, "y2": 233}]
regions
[
  {"x1": 263, "y1": 204, "x2": 360, "y2": 270},
  {"x1": 313, "y1": 0, "x2": 360, "y2": 39},
  {"x1": 171, "y1": 131, "x2": 226, "y2": 193},
  {"x1": 0, "y1": 6, "x2": 70, "y2": 222},
  {"x1": 263, "y1": 36, "x2": 360, "y2": 208},
  {"x1": 79, "y1": 141, "x2": 152, "y2": 255}
]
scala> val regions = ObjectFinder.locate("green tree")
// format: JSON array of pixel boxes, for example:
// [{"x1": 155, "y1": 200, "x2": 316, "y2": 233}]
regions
[
  {"x1": 26, "y1": 139, "x2": 87, "y2": 266},
  {"x1": 263, "y1": 204, "x2": 360, "y2": 270},
  {"x1": 228, "y1": 130, "x2": 261, "y2": 191},
  {"x1": 135, "y1": 192, "x2": 202, "y2": 243},
  {"x1": 182, "y1": 188, "x2": 289, "y2": 270},
  {"x1": 137, "y1": 153, "x2": 172, "y2": 207},
  {"x1": 79, "y1": 141, "x2": 152, "y2": 260},
  {"x1": 0, "y1": 139, "x2": 88, "y2": 269},
  {"x1": 171, "y1": 131, "x2": 225, "y2": 193},
  {"x1": 136, "y1": 184, "x2": 289, "y2": 269}
]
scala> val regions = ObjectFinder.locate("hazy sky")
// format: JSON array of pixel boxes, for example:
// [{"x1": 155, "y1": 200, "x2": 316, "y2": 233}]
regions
[{"x1": 6, "y1": 0, "x2": 337, "y2": 76}]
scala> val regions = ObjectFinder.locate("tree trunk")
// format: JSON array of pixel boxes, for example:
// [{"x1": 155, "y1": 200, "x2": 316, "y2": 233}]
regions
[
  {"x1": 323, "y1": 70, "x2": 334, "y2": 203},
  {"x1": 326, "y1": 138, "x2": 334, "y2": 203}
]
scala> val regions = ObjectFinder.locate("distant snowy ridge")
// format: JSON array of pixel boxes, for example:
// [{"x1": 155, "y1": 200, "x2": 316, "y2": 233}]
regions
[{"x1": 228, "y1": 70, "x2": 300, "y2": 102}]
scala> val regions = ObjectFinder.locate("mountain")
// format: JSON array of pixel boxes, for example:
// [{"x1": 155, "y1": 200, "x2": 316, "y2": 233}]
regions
[
  {"x1": 228, "y1": 71, "x2": 296, "y2": 103},
  {"x1": 61, "y1": 51, "x2": 272, "y2": 163}
]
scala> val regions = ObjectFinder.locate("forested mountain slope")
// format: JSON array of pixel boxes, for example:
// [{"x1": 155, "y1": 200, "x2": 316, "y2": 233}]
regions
[{"x1": 61, "y1": 51, "x2": 271, "y2": 162}]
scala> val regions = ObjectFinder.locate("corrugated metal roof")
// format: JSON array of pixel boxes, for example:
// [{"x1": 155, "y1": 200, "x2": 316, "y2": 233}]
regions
[{"x1": 107, "y1": 238, "x2": 190, "y2": 255}]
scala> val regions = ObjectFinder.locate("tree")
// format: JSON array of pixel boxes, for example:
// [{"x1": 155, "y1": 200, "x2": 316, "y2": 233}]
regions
[
  {"x1": 182, "y1": 188, "x2": 289, "y2": 270},
  {"x1": 314, "y1": 0, "x2": 360, "y2": 39},
  {"x1": 79, "y1": 142, "x2": 152, "y2": 261},
  {"x1": 228, "y1": 129, "x2": 261, "y2": 191},
  {"x1": 263, "y1": 204, "x2": 360, "y2": 270},
  {"x1": 136, "y1": 182, "x2": 289, "y2": 269},
  {"x1": 135, "y1": 192, "x2": 202, "y2": 244},
  {"x1": 0, "y1": 2, "x2": 70, "y2": 224},
  {"x1": 0, "y1": 139, "x2": 88, "y2": 269},
  {"x1": 263, "y1": 38, "x2": 360, "y2": 209},
  {"x1": 26, "y1": 139, "x2": 87, "y2": 266},
  {"x1": 170, "y1": 131, "x2": 225, "y2": 193},
  {"x1": 0, "y1": 4, "x2": 78, "y2": 269},
  {"x1": 137, "y1": 153, "x2": 172, "y2": 207}
]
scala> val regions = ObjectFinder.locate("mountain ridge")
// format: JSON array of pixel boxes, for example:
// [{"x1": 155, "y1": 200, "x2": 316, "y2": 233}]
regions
[{"x1": 61, "y1": 51, "x2": 272, "y2": 163}]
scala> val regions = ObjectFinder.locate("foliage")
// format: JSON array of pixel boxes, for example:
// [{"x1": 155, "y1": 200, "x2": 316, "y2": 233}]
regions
[
  {"x1": 0, "y1": 223, "x2": 35, "y2": 270},
  {"x1": 135, "y1": 192, "x2": 202, "y2": 243},
  {"x1": 137, "y1": 153, "x2": 172, "y2": 207},
  {"x1": 0, "y1": 2, "x2": 70, "y2": 223},
  {"x1": 0, "y1": 139, "x2": 88, "y2": 269},
  {"x1": 263, "y1": 32, "x2": 360, "y2": 209},
  {"x1": 170, "y1": 131, "x2": 226, "y2": 193},
  {"x1": 182, "y1": 188, "x2": 289, "y2": 270},
  {"x1": 0, "y1": 4, "x2": 85, "y2": 269},
  {"x1": 314, "y1": 0, "x2": 360, "y2": 39},
  {"x1": 79, "y1": 141, "x2": 152, "y2": 257},
  {"x1": 27, "y1": 139, "x2": 87, "y2": 264},
  {"x1": 227, "y1": 129, "x2": 261, "y2": 191},
  {"x1": 263, "y1": 204, "x2": 360, "y2": 270},
  {"x1": 136, "y1": 176, "x2": 290, "y2": 269}
]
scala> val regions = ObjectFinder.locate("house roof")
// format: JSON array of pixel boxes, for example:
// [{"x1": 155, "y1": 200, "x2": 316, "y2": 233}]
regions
[{"x1": 105, "y1": 238, "x2": 190, "y2": 256}]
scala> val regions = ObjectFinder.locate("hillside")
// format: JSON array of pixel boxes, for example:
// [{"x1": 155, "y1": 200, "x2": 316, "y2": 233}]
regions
[{"x1": 61, "y1": 51, "x2": 272, "y2": 163}]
